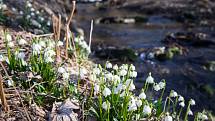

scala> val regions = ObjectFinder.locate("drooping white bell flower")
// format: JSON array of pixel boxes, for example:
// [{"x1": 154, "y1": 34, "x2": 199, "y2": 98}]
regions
[
  {"x1": 139, "y1": 92, "x2": 146, "y2": 99},
  {"x1": 179, "y1": 101, "x2": 185, "y2": 107},
  {"x1": 17, "y1": 52, "x2": 25, "y2": 60},
  {"x1": 113, "y1": 64, "x2": 118, "y2": 70},
  {"x1": 130, "y1": 64, "x2": 135, "y2": 71},
  {"x1": 18, "y1": 38, "x2": 27, "y2": 45},
  {"x1": 102, "y1": 87, "x2": 111, "y2": 97},
  {"x1": 8, "y1": 41, "x2": 14, "y2": 47},
  {"x1": 146, "y1": 72, "x2": 154, "y2": 84},
  {"x1": 106, "y1": 62, "x2": 112, "y2": 69},
  {"x1": 178, "y1": 95, "x2": 184, "y2": 102},
  {"x1": 93, "y1": 67, "x2": 100, "y2": 75},
  {"x1": 119, "y1": 69, "x2": 127, "y2": 76},
  {"x1": 102, "y1": 101, "x2": 110, "y2": 110},
  {"x1": 58, "y1": 67, "x2": 66, "y2": 74},
  {"x1": 80, "y1": 68, "x2": 87, "y2": 79},
  {"x1": 170, "y1": 90, "x2": 178, "y2": 97},
  {"x1": 32, "y1": 43, "x2": 42, "y2": 54},
  {"x1": 143, "y1": 105, "x2": 151, "y2": 115},
  {"x1": 128, "y1": 97, "x2": 137, "y2": 111},
  {"x1": 6, "y1": 34, "x2": 12, "y2": 41},
  {"x1": 130, "y1": 71, "x2": 137, "y2": 78},
  {"x1": 164, "y1": 115, "x2": 173, "y2": 121},
  {"x1": 57, "y1": 41, "x2": 64, "y2": 46},
  {"x1": 190, "y1": 99, "x2": 195, "y2": 106},
  {"x1": 94, "y1": 84, "x2": 100, "y2": 95},
  {"x1": 158, "y1": 81, "x2": 166, "y2": 89},
  {"x1": 188, "y1": 109, "x2": 193, "y2": 116},
  {"x1": 136, "y1": 99, "x2": 142, "y2": 107},
  {"x1": 153, "y1": 84, "x2": 161, "y2": 91}
]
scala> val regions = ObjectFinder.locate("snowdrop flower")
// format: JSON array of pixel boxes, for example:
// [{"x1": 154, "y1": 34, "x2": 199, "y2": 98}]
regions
[
  {"x1": 113, "y1": 75, "x2": 120, "y2": 84},
  {"x1": 105, "y1": 73, "x2": 113, "y2": 81},
  {"x1": 80, "y1": 68, "x2": 87, "y2": 79},
  {"x1": 8, "y1": 42, "x2": 14, "y2": 47},
  {"x1": 36, "y1": 10, "x2": 40, "y2": 14},
  {"x1": 47, "y1": 40, "x2": 55, "y2": 48},
  {"x1": 62, "y1": 72, "x2": 70, "y2": 80},
  {"x1": 93, "y1": 67, "x2": 100, "y2": 75},
  {"x1": 39, "y1": 41, "x2": 46, "y2": 47},
  {"x1": 18, "y1": 38, "x2": 27, "y2": 45},
  {"x1": 58, "y1": 67, "x2": 66, "y2": 74},
  {"x1": 30, "y1": 8, "x2": 35, "y2": 12},
  {"x1": 190, "y1": 99, "x2": 195, "y2": 106},
  {"x1": 39, "y1": 17, "x2": 44, "y2": 22},
  {"x1": 106, "y1": 62, "x2": 112, "y2": 69},
  {"x1": 6, "y1": 34, "x2": 12, "y2": 41},
  {"x1": 113, "y1": 64, "x2": 118, "y2": 70},
  {"x1": 30, "y1": 12, "x2": 35, "y2": 16},
  {"x1": 44, "y1": 49, "x2": 56, "y2": 57},
  {"x1": 125, "y1": 79, "x2": 136, "y2": 91},
  {"x1": 179, "y1": 101, "x2": 185, "y2": 107},
  {"x1": 130, "y1": 71, "x2": 137, "y2": 78},
  {"x1": 188, "y1": 109, "x2": 193, "y2": 116},
  {"x1": 94, "y1": 84, "x2": 100, "y2": 95},
  {"x1": 17, "y1": 52, "x2": 25, "y2": 60},
  {"x1": 178, "y1": 95, "x2": 184, "y2": 102},
  {"x1": 102, "y1": 87, "x2": 111, "y2": 97},
  {"x1": 102, "y1": 101, "x2": 110, "y2": 110},
  {"x1": 19, "y1": 11, "x2": 24, "y2": 15},
  {"x1": 143, "y1": 105, "x2": 151, "y2": 115},
  {"x1": 47, "y1": 21, "x2": 51, "y2": 26},
  {"x1": 57, "y1": 41, "x2": 63, "y2": 46},
  {"x1": 32, "y1": 43, "x2": 42, "y2": 54},
  {"x1": 120, "y1": 91, "x2": 126, "y2": 97},
  {"x1": 198, "y1": 113, "x2": 208, "y2": 120},
  {"x1": 164, "y1": 115, "x2": 173, "y2": 121},
  {"x1": 114, "y1": 83, "x2": 124, "y2": 94},
  {"x1": 119, "y1": 69, "x2": 127, "y2": 76},
  {"x1": 158, "y1": 81, "x2": 166, "y2": 89},
  {"x1": 136, "y1": 99, "x2": 142, "y2": 107},
  {"x1": 170, "y1": 90, "x2": 178, "y2": 97},
  {"x1": 128, "y1": 97, "x2": 137, "y2": 111},
  {"x1": 45, "y1": 56, "x2": 54, "y2": 63},
  {"x1": 153, "y1": 84, "x2": 161, "y2": 91},
  {"x1": 130, "y1": 64, "x2": 135, "y2": 71},
  {"x1": 139, "y1": 92, "x2": 146, "y2": 99},
  {"x1": 146, "y1": 72, "x2": 154, "y2": 84},
  {"x1": 0, "y1": 54, "x2": 4, "y2": 62},
  {"x1": 27, "y1": 2, "x2": 32, "y2": 7},
  {"x1": 6, "y1": 80, "x2": 13, "y2": 87}
]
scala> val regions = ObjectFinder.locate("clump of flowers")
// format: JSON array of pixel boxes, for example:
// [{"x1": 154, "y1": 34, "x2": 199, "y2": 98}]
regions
[{"x1": 87, "y1": 62, "x2": 208, "y2": 121}]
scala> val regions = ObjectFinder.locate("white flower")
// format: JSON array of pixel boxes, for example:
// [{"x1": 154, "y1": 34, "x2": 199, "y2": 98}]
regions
[
  {"x1": 47, "y1": 40, "x2": 55, "y2": 48},
  {"x1": 62, "y1": 72, "x2": 70, "y2": 80},
  {"x1": 45, "y1": 56, "x2": 54, "y2": 63},
  {"x1": 18, "y1": 38, "x2": 27, "y2": 45},
  {"x1": 80, "y1": 68, "x2": 87, "y2": 79},
  {"x1": 170, "y1": 90, "x2": 178, "y2": 97},
  {"x1": 125, "y1": 79, "x2": 135, "y2": 91},
  {"x1": 26, "y1": 15, "x2": 31, "y2": 19},
  {"x1": 130, "y1": 64, "x2": 135, "y2": 71},
  {"x1": 32, "y1": 43, "x2": 42, "y2": 54},
  {"x1": 146, "y1": 72, "x2": 154, "y2": 84},
  {"x1": 17, "y1": 52, "x2": 25, "y2": 60},
  {"x1": 128, "y1": 97, "x2": 137, "y2": 111},
  {"x1": 129, "y1": 83, "x2": 136, "y2": 91},
  {"x1": 102, "y1": 101, "x2": 110, "y2": 110},
  {"x1": 179, "y1": 101, "x2": 185, "y2": 107},
  {"x1": 153, "y1": 84, "x2": 161, "y2": 91},
  {"x1": 5, "y1": 57, "x2": 9, "y2": 64},
  {"x1": 164, "y1": 115, "x2": 173, "y2": 121},
  {"x1": 102, "y1": 87, "x2": 111, "y2": 97},
  {"x1": 136, "y1": 99, "x2": 142, "y2": 107},
  {"x1": 120, "y1": 91, "x2": 126, "y2": 97},
  {"x1": 39, "y1": 41, "x2": 46, "y2": 47},
  {"x1": 47, "y1": 21, "x2": 51, "y2": 26},
  {"x1": 202, "y1": 114, "x2": 208, "y2": 120},
  {"x1": 113, "y1": 64, "x2": 118, "y2": 70},
  {"x1": 139, "y1": 92, "x2": 146, "y2": 99},
  {"x1": 57, "y1": 41, "x2": 63, "y2": 46},
  {"x1": 30, "y1": 12, "x2": 35, "y2": 16},
  {"x1": 19, "y1": 11, "x2": 24, "y2": 15},
  {"x1": 178, "y1": 95, "x2": 184, "y2": 102},
  {"x1": 0, "y1": 54, "x2": 4, "y2": 62},
  {"x1": 113, "y1": 75, "x2": 120, "y2": 84},
  {"x1": 36, "y1": 11, "x2": 40, "y2": 14},
  {"x1": 94, "y1": 84, "x2": 100, "y2": 95},
  {"x1": 39, "y1": 17, "x2": 44, "y2": 22},
  {"x1": 44, "y1": 49, "x2": 56, "y2": 57},
  {"x1": 6, "y1": 34, "x2": 12, "y2": 41},
  {"x1": 158, "y1": 81, "x2": 166, "y2": 89},
  {"x1": 30, "y1": 8, "x2": 35, "y2": 12},
  {"x1": 188, "y1": 109, "x2": 193, "y2": 116},
  {"x1": 27, "y1": 2, "x2": 32, "y2": 7},
  {"x1": 105, "y1": 73, "x2": 113, "y2": 81},
  {"x1": 106, "y1": 62, "x2": 112, "y2": 69},
  {"x1": 114, "y1": 83, "x2": 124, "y2": 94},
  {"x1": 119, "y1": 69, "x2": 127, "y2": 76},
  {"x1": 130, "y1": 71, "x2": 137, "y2": 78},
  {"x1": 8, "y1": 42, "x2": 14, "y2": 47},
  {"x1": 143, "y1": 105, "x2": 151, "y2": 115},
  {"x1": 93, "y1": 67, "x2": 100, "y2": 75},
  {"x1": 58, "y1": 67, "x2": 66, "y2": 74},
  {"x1": 6, "y1": 80, "x2": 13, "y2": 87},
  {"x1": 190, "y1": 99, "x2": 195, "y2": 106}
]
